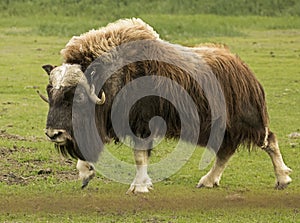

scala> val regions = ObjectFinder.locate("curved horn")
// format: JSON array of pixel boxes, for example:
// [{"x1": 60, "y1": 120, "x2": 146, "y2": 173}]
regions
[
  {"x1": 90, "y1": 84, "x2": 106, "y2": 105},
  {"x1": 80, "y1": 77, "x2": 106, "y2": 105},
  {"x1": 36, "y1": 90, "x2": 49, "y2": 103}
]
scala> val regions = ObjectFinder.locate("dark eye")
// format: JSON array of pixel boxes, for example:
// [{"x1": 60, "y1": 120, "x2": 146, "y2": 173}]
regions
[
  {"x1": 63, "y1": 87, "x2": 75, "y2": 101},
  {"x1": 46, "y1": 84, "x2": 52, "y2": 91}
]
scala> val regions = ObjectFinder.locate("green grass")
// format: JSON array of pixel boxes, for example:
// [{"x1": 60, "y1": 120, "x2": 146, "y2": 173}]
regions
[
  {"x1": 1, "y1": 0, "x2": 300, "y2": 17},
  {"x1": 1, "y1": 14, "x2": 300, "y2": 38},
  {"x1": 0, "y1": 2, "x2": 300, "y2": 222}
]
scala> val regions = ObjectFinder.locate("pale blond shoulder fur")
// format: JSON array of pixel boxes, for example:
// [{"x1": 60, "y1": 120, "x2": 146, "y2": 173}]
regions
[{"x1": 61, "y1": 18, "x2": 160, "y2": 70}]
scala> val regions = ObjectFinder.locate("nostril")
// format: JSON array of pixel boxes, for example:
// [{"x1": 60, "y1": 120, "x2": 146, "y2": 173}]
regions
[
  {"x1": 52, "y1": 132, "x2": 63, "y2": 140},
  {"x1": 45, "y1": 129, "x2": 64, "y2": 140}
]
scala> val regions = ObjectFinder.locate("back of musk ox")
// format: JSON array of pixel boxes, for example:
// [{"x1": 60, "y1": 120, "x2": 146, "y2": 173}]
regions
[{"x1": 40, "y1": 18, "x2": 292, "y2": 193}]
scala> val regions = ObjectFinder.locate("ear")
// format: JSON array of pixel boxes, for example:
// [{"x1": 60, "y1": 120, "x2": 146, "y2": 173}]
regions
[{"x1": 42, "y1": 64, "x2": 55, "y2": 75}]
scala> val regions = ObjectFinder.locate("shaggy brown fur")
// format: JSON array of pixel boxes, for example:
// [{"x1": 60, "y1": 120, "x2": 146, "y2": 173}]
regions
[
  {"x1": 57, "y1": 18, "x2": 270, "y2": 160},
  {"x1": 193, "y1": 44, "x2": 269, "y2": 148}
]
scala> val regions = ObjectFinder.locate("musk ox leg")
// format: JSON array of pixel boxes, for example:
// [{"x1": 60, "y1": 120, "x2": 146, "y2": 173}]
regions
[
  {"x1": 263, "y1": 131, "x2": 292, "y2": 189},
  {"x1": 126, "y1": 149, "x2": 153, "y2": 194},
  {"x1": 197, "y1": 148, "x2": 235, "y2": 188},
  {"x1": 76, "y1": 159, "x2": 96, "y2": 189}
]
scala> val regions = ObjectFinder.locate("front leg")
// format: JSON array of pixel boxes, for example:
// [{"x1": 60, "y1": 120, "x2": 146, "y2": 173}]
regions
[
  {"x1": 76, "y1": 159, "x2": 96, "y2": 189},
  {"x1": 127, "y1": 149, "x2": 153, "y2": 194}
]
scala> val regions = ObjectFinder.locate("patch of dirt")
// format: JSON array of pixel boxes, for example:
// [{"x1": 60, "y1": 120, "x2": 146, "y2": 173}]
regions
[
  {"x1": 0, "y1": 190, "x2": 299, "y2": 215},
  {"x1": 0, "y1": 146, "x2": 77, "y2": 186},
  {"x1": 0, "y1": 129, "x2": 44, "y2": 142},
  {"x1": 0, "y1": 130, "x2": 26, "y2": 141}
]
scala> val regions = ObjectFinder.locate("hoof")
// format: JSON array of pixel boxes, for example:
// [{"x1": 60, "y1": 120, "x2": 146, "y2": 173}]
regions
[
  {"x1": 197, "y1": 175, "x2": 220, "y2": 188},
  {"x1": 275, "y1": 168, "x2": 292, "y2": 190},
  {"x1": 275, "y1": 176, "x2": 292, "y2": 190},
  {"x1": 81, "y1": 178, "x2": 90, "y2": 189},
  {"x1": 126, "y1": 184, "x2": 154, "y2": 194},
  {"x1": 80, "y1": 171, "x2": 95, "y2": 189},
  {"x1": 275, "y1": 182, "x2": 289, "y2": 190},
  {"x1": 196, "y1": 182, "x2": 219, "y2": 188}
]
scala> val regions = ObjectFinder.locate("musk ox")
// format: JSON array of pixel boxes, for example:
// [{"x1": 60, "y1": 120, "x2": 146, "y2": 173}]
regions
[{"x1": 40, "y1": 18, "x2": 292, "y2": 193}]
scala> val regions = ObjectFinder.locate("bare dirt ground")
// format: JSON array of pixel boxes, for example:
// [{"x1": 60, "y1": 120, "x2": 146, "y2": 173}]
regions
[{"x1": 1, "y1": 188, "x2": 300, "y2": 215}]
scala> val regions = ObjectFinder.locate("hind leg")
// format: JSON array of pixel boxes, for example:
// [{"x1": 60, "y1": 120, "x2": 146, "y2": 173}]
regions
[
  {"x1": 263, "y1": 131, "x2": 292, "y2": 189},
  {"x1": 197, "y1": 147, "x2": 235, "y2": 188}
]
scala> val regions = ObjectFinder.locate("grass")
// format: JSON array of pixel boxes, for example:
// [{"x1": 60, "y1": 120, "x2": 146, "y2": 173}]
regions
[
  {"x1": 1, "y1": 14, "x2": 300, "y2": 39},
  {"x1": 0, "y1": 3, "x2": 300, "y2": 222},
  {"x1": 1, "y1": 0, "x2": 300, "y2": 17}
]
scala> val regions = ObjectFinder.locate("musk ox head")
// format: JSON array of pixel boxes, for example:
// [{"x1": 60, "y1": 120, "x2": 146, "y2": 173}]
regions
[{"x1": 40, "y1": 63, "x2": 105, "y2": 161}]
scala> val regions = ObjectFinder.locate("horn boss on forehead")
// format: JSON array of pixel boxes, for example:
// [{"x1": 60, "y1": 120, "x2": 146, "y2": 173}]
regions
[
  {"x1": 49, "y1": 64, "x2": 84, "y2": 89},
  {"x1": 48, "y1": 63, "x2": 106, "y2": 104}
]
